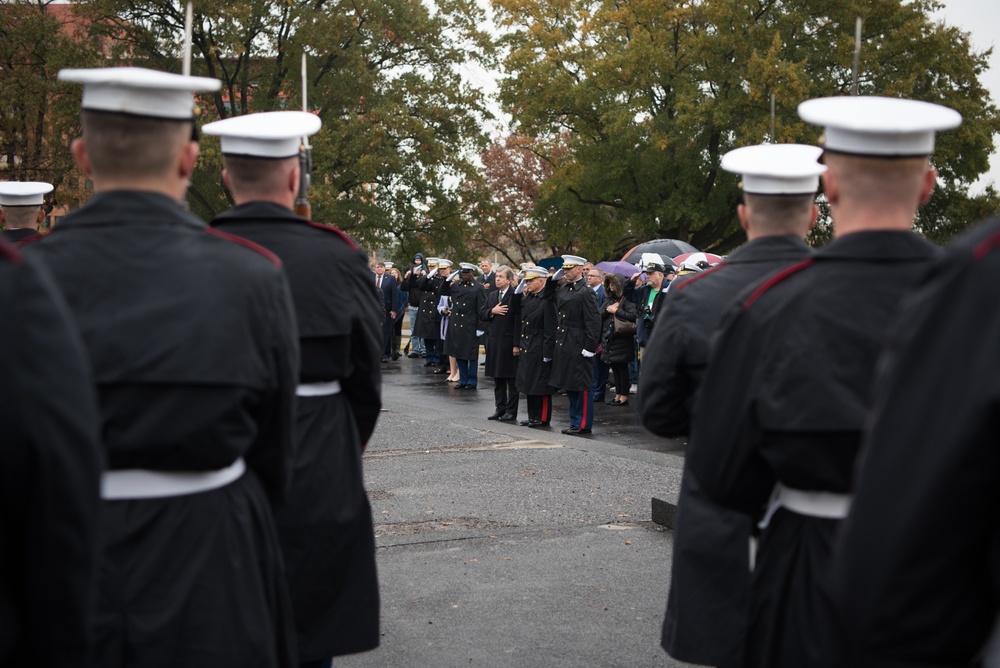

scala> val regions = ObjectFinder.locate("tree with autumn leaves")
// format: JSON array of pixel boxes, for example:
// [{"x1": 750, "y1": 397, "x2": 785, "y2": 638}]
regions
[{"x1": 489, "y1": 0, "x2": 1000, "y2": 255}]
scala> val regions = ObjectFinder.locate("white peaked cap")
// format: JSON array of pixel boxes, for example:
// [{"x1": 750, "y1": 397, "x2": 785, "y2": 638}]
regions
[
  {"x1": 639, "y1": 252, "x2": 665, "y2": 267},
  {"x1": 459, "y1": 262, "x2": 478, "y2": 272},
  {"x1": 561, "y1": 255, "x2": 587, "y2": 268},
  {"x1": 202, "y1": 111, "x2": 321, "y2": 159},
  {"x1": 426, "y1": 257, "x2": 440, "y2": 266},
  {"x1": 383, "y1": 261, "x2": 394, "y2": 268},
  {"x1": 798, "y1": 96, "x2": 962, "y2": 157},
  {"x1": 0, "y1": 181, "x2": 53, "y2": 207},
  {"x1": 523, "y1": 267, "x2": 548, "y2": 279},
  {"x1": 722, "y1": 144, "x2": 826, "y2": 194},
  {"x1": 59, "y1": 67, "x2": 221, "y2": 121},
  {"x1": 438, "y1": 259, "x2": 453, "y2": 268}
]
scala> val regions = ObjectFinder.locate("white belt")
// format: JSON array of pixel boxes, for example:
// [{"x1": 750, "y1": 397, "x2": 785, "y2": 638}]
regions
[
  {"x1": 758, "y1": 484, "x2": 852, "y2": 530},
  {"x1": 101, "y1": 457, "x2": 246, "y2": 500},
  {"x1": 296, "y1": 380, "x2": 342, "y2": 397}
]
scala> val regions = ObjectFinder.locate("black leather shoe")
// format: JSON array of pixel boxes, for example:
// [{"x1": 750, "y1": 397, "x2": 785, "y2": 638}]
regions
[
  {"x1": 433, "y1": 368, "x2": 449, "y2": 374},
  {"x1": 498, "y1": 413, "x2": 517, "y2": 422},
  {"x1": 524, "y1": 419, "x2": 545, "y2": 427},
  {"x1": 561, "y1": 426, "x2": 591, "y2": 435},
  {"x1": 488, "y1": 411, "x2": 504, "y2": 421},
  {"x1": 519, "y1": 420, "x2": 531, "y2": 426},
  {"x1": 380, "y1": 355, "x2": 390, "y2": 363},
  {"x1": 423, "y1": 361, "x2": 435, "y2": 367}
]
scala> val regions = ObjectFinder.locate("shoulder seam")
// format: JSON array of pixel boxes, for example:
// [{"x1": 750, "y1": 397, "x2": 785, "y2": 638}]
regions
[
  {"x1": 205, "y1": 227, "x2": 282, "y2": 267},
  {"x1": 307, "y1": 222, "x2": 359, "y2": 251},
  {"x1": 973, "y1": 228, "x2": 1000, "y2": 260},
  {"x1": 674, "y1": 263, "x2": 727, "y2": 292},
  {"x1": 742, "y1": 258, "x2": 815, "y2": 310}
]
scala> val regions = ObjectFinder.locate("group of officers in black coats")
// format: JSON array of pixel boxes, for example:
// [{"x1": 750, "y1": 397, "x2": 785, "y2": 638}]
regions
[
  {"x1": 1, "y1": 68, "x2": 380, "y2": 667},
  {"x1": 639, "y1": 95, "x2": 1000, "y2": 667}
]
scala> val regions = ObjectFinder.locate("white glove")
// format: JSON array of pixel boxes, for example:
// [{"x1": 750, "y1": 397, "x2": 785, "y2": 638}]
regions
[
  {"x1": 552, "y1": 268, "x2": 565, "y2": 281},
  {"x1": 437, "y1": 296, "x2": 450, "y2": 314},
  {"x1": 581, "y1": 349, "x2": 595, "y2": 358},
  {"x1": 514, "y1": 281, "x2": 526, "y2": 295},
  {"x1": 428, "y1": 267, "x2": 438, "y2": 278},
  {"x1": 476, "y1": 330, "x2": 485, "y2": 337},
  {"x1": 543, "y1": 358, "x2": 552, "y2": 363}
]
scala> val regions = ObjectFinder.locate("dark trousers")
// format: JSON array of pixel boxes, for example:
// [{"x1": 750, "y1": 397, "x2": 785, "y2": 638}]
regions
[
  {"x1": 457, "y1": 356, "x2": 478, "y2": 387},
  {"x1": 566, "y1": 389, "x2": 593, "y2": 430},
  {"x1": 526, "y1": 394, "x2": 552, "y2": 424},
  {"x1": 493, "y1": 377, "x2": 518, "y2": 416},
  {"x1": 610, "y1": 362, "x2": 631, "y2": 396},
  {"x1": 301, "y1": 660, "x2": 332, "y2": 668},
  {"x1": 381, "y1": 312, "x2": 393, "y2": 357},
  {"x1": 593, "y1": 357, "x2": 609, "y2": 397},
  {"x1": 425, "y1": 338, "x2": 440, "y2": 364}
]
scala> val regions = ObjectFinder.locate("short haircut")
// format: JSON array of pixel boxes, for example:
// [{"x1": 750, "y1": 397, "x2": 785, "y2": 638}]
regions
[
  {"x1": 825, "y1": 153, "x2": 931, "y2": 209},
  {"x1": 587, "y1": 268, "x2": 604, "y2": 279},
  {"x1": 496, "y1": 265, "x2": 516, "y2": 281},
  {"x1": 2, "y1": 206, "x2": 40, "y2": 228},
  {"x1": 223, "y1": 155, "x2": 297, "y2": 196},
  {"x1": 81, "y1": 110, "x2": 191, "y2": 180},
  {"x1": 375, "y1": 261, "x2": 386, "y2": 268},
  {"x1": 743, "y1": 192, "x2": 817, "y2": 234}
]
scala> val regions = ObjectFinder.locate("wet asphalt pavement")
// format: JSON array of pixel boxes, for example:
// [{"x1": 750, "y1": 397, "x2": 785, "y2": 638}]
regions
[{"x1": 338, "y1": 353, "x2": 697, "y2": 668}]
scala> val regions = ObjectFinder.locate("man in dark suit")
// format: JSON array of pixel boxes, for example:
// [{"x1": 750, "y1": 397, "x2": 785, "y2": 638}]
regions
[
  {"x1": 374, "y1": 260, "x2": 398, "y2": 363},
  {"x1": 585, "y1": 266, "x2": 608, "y2": 402},
  {"x1": 480, "y1": 265, "x2": 520, "y2": 420},
  {"x1": 477, "y1": 258, "x2": 498, "y2": 294}
]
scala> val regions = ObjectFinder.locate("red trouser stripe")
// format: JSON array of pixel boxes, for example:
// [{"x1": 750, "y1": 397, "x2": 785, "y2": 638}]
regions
[
  {"x1": 581, "y1": 390, "x2": 589, "y2": 427},
  {"x1": 541, "y1": 395, "x2": 550, "y2": 422}
]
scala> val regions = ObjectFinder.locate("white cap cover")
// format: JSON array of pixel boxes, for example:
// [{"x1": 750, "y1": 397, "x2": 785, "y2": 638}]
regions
[
  {"x1": 202, "y1": 111, "x2": 321, "y2": 159},
  {"x1": 722, "y1": 144, "x2": 826, "y2": 194},
  {"x1": 59, "y1": 67, "x2": 221, "y2": 120},
  {"x1": 438, "y1": 259, "x2": 453, "y2": 268},
  {"x1": 459, "y1": 262, "x2": 478, "y2": 272},
  {"x1": 0, "y1": 181, "x2": 53, "y2": 207},
  {"x1": 523, "y1": 267, "x2": 548, "y2": 279},
  {"x1": 561, "y1": 255, "x2": 587, "y2": 268},
  {"x1": 798, "y1": 96, "x2": 962, "y2": 157},
  {"x1": 426, "y1": 257, "x2": 440, "y2": 266},
  {"x1": 383, "y1": 261, "x2": 394, "y2": 269}
]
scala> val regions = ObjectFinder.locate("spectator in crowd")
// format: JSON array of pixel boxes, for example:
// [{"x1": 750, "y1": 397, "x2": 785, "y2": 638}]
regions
[
  {"x1": 374, "y1": 260, "x2": 399, "y2": 363},
  {"x1": 600, "y1": 273, "x2": 637, "y2": 406},
  {"x1": 481, "y1": 265, "x2": 520, "y2": 421},
  {"x1": 585, "y1": 267, "x2": 608, "y2": 402},
  {"x1": 404, "y1": 253, "x2": 426, "y2": 357}
]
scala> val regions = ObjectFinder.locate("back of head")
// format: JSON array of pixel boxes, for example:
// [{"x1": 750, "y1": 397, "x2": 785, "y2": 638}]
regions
[
  {"x1": 743, "y1": 192, "x2": 818, "y2": 236},
  {"x1": 603, "y1": 273, "x2": 622, "y2": 296},
  {"x1": 223, "y1": 154, "x2": 298, "y2": 199},
  {"x1": 1, "y1": 206, "x2": 41, "y2": 229},
  {"x1": 81, "y1": 111, "x2": 191, "y2": 182},
  {"x1": 823, "y1": 153, "x2": 931, "y2": 213}
]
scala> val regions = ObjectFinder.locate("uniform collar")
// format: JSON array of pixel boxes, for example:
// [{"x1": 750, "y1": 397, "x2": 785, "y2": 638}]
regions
[
  {"x1": 725, "y1": 235, "x2": 812, "y2": 263},
  {"x1": 211, "y1": 201, "x2": 309, "y2": 224},
  {"x1": 817, "y1": 229, "x2": 939, "y2": 261},
  {"x1": 57, "y1": 190, "x2": 204, "y2": 230}
]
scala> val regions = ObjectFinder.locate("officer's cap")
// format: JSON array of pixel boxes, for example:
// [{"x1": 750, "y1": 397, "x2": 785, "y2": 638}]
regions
[
  {"x1": 721, "y1": 144, "x2": 826, "y2": 194},
  {"x1": 202, "y1": 111, "x2": 321, "y2": 159},
  {"x1": 561, "y1": 255, "x2": 587, "y2": 268},
  {"x1": 58, "y1": 67, "x2": 221, "y2": 121},
  {"x1": 523, "y1": 267, "x2": 548, "y2": 279},
  {"x1": 426, "y1": 257, "x2": 439, "y2": 267},
  {"x1": 459, "y1": 262, "x2": 478, "y2": 273},
  {"x1": 0, "y1": 181, "x2": 53, "y2": 207},
  {"x1": 798, "y1": 96, "x2": 961, "y2": 158},
  {"x1": 384, "y1": 261, "x2": 394, "y2": 269},
  {"x1": 438, "y1": 259, "x2": 453, "y2": 268}
]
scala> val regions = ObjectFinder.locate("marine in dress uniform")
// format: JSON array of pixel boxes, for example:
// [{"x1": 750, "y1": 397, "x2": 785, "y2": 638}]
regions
[
  {"x1": 544, "y1": 255, "x2": 601, "y2": 434},
  {"x1": 639, "y1": 144, "x2": 822, "y2": 668},
  {"x1": 514, "y1": 266, "x2": 557, "y2": 426},
  {"x1": 415, "y1": 258, "x2": 451, "y2": 370},
  {"x1": 203, "y1": 111, "x2": 382, "y2": 667},
  {"x1": 831, "y1": 216, "x2": 1000, "y2": 667},
  {"x1": 0, "y1": 242, "x2": 103, "y2": 666},
  {"x1": 441, "y1": 263, "x2": 486, "y2": 388},
  {"x1": 25, "y1": 68, "x2": 301, "y2": 668},
  {"x1": 0, "y1": 181, "x2": 51, "y2": 244},
  {"x1": 480, "y1": 265, "x2": 520, "y2": 420},
  {"x1": 685, "y1": 96, "x2": 960, "y2": 668}
]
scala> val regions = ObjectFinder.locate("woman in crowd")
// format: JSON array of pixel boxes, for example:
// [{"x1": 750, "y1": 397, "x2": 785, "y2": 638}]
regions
[
  {"x1": 600, "y1": 273, "x2": 637, "y2": 406},
  {"x1": 389, "y1": 267, "x2": 408, "y2": 360}
]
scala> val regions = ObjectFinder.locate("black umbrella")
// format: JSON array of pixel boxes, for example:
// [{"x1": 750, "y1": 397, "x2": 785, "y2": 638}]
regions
[{"x1": 621, "y1": 239, "x2": 699, "y2": 264}]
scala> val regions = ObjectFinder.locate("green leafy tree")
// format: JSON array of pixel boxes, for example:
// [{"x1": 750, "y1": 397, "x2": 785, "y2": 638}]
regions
[
  {"x1": 80, "y1": 0, "x2": 494, "y2": 251},
  {"x1": 0, "y1": 1, "x2": 103, "y2": 218},
  {"x1": 493, "y1": 0, "x2": 1000, "y2": 252}
]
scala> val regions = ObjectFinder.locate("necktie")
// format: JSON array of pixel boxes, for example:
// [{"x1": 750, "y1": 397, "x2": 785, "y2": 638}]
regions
[{"x1": 377, "y1": 275, "x2": 382, "y2": 289}]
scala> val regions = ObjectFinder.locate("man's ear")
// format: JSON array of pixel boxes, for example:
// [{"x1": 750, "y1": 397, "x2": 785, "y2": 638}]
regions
[
  {"x1": 918, "y1": 166, "x2": 937, "y2": 205},
  {"x1": 737, "y1": 203, "x2": 750, "y2": 232},
  {"x1": 71, "y1": 138, "x2": 94, "y2": 178},
  {"x1": 808, "y1": 203, "x2": 819, "y2": 230},
  {"x1": 178, "y1": 141, "x2": 200, "y2": 181},
  {"x1": 288, "y1": 162, "x2": 300, "y2": 197},
  {"x1": 222, "y1": 168, "x2": 232, "y2": 192},
  {"x1": 35, "y1": 208, "x2": 45, "y2": 226},
  {"x1": 821, "y1": 170, "x2": 839, "y2": 205}
]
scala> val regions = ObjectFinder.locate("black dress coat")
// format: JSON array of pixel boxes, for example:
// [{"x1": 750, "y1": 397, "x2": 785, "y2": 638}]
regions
[
  {"x1": 686, "y1": 231, "x2": 940, "y2": 668},
  {"x1": 441, "y1": 279, "x2": 486, "y2": 360},
  {"x1": 25, "y1": 191, "x2": 301, "y2": 668},
  {"x1": 412, "y1": 273, "x2": 444, "y2": 340},
  {"x1": 481, "y1": 286, "x2": 520, "y2": 379},
  {"x1": 545, "y1": 275, "x2": 601, "y2": 392},
  {"x1": 0, "y1": 244, "x2": 103, "y2": 667},
  {"x1": 0, "y1": 228, "x2": 41, "y2": 244},
  {"x1": 211, "y1": 202, "x2": 382, "y2": 660},
  {"x1": 832, "y1": 217, "x2": 1000, "y2": 667},
  {"x1": 637, "y1": 235, "x2": 813, "y2": 668},
  {"x1": 599, "y1": 296, "x2": 637, "y2": 365},
  {"x1": 514, "y1": 290, "x2": 556, "y2": 396}
]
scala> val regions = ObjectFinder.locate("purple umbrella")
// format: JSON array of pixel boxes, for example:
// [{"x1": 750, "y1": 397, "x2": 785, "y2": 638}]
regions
[{"x1": 595, "y1": 261, "x2": 639, "y2": 278}]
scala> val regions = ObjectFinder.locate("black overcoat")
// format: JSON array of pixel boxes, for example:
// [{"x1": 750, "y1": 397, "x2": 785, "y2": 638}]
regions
[
  {"x1": 686, "y1": 231, "x2": 939, "y2": 668},
  {"x1": 25, "y1": 191, "x2": 300, "y2": 668},
  {"x1": 600, "y1": 297, "x2": 637, "y2": 365},
  {"x1": 212, "y1": 202, "x2": 382, "y2": 660},
  {"x1": 514, "y1": 290, "x2": 556, "y2": 396},
  {"x1": 412, "y1": 273, "x2": 444, "y2": 340},
  {"x1": 833, "y1": 217, "x2": 1000, "y2": 667},
  {"x1": 441, "y1": 279, "x2": 486, "y2": 359},
  {"x1": 637, "y1": 235, "x2": 812, "y2": 668},
  {"x1": 480, "y1": 287, "x2": 520, "y2": 378},
  {"x1": 0, "y1": 245, "x2": 103, "y2": 667},
  {"x1": 545, "y1": 275, "x2": 601, "y2": 391}
]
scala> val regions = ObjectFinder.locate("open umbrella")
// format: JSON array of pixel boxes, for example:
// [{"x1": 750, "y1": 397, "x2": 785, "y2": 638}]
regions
[
  {"x1": 595, "y1": 260, "x2": 638, "y2": 278},
  {"x1": 674, "y1": 252, "x2": 723, "y2": 267},
  {"x1": 621, "y1": 239, "x2": 699, "y2": 264}
]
